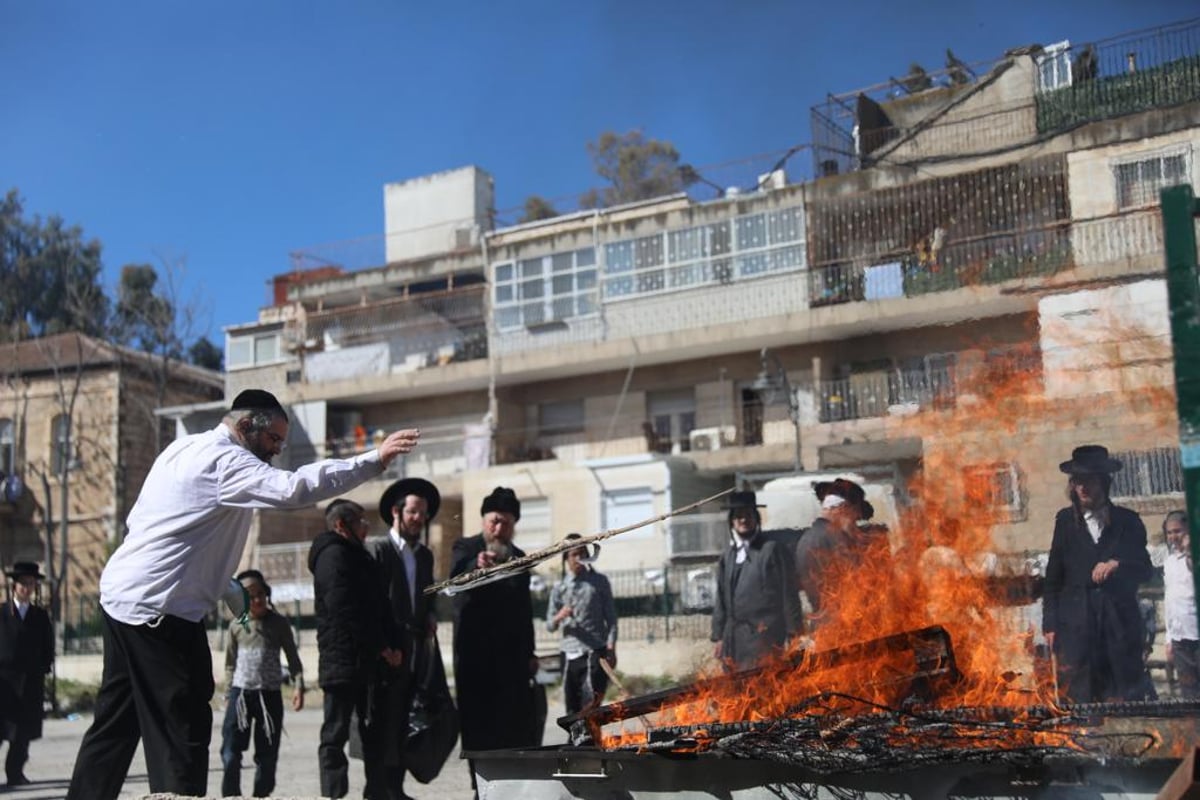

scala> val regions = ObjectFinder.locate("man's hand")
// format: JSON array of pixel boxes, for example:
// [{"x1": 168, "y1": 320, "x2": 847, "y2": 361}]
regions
[
  {"x1": 377, "y1": 429, "x2": 421, "y2": 468},
  {"x1": 292, "y1": 685, "x2": 305, "y2": 712},
  {"x1": 476, "y1": 550, "x2": 498, "y2": 569},
  {"x1": 1091, "y1": 559, "x2": 1119, "y2": 584},
  {"x1": 381, "y1": 647, "x2": 404, "y2": 668},
  {"x1": 553, "y1": 606, "x2": 574, "y2": 624}
]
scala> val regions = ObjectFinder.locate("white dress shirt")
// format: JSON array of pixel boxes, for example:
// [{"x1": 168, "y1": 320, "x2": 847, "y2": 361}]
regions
[
  {"x1": 388, "y1": 528, "x2": 419, "y2": 611},
  {"x1": 1165, "y1": 552, "x2": 1199, "y2": 643},
  {"x1": 102, "y1": 423, "x2": 384, "y2": 624},
  {"x1": 15, "y1": 601, "x2": 28, "y2": 621}
]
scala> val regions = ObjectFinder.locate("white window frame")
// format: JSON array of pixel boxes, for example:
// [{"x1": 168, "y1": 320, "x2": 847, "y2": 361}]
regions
[
  {"x1": 1034, "y1": 40, "x2": 1072, "y2": 94},
  {"x1": 226, "y1": 331, "x2": 285, "y2": 370},
  {"x1": 1112, "y1": 147, "x2": 1192, "y2": 210},
  {"x1": 517, "y1": 497, "x2": 553, "y2": 551},
  {"x1": 603, "y1": 487, "x2": 655, "y2": 541},
  {"x1": 50, "y1": 413, "x2": 71, "y2": 475},
  {"x1": 647, "y1": 388, "x2": 697, "y2": 454},
  {"x1": 493, "y1": 247, "x2": 597, "y2": 331}
]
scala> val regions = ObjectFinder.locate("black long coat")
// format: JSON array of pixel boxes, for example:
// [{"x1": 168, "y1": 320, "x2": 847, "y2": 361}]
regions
[
  {"x1": 450, "y1": 534, "x2": 538, "y2": 752},
  {"x1": 711, "y1": 533, "x2": 802, "y2": 670},
  {"x1": 1042, "y1": 504, "x2": 1153, "y2": 702},
  {"x1": 369, "y1": 537, "x2": 435, "y2": 765},
  {"x1": 0, "y1": 600, "x2": 54, "y2": 741},
  {"x1": 308, "y1": 531, "x2": 391, "y2": 688}
]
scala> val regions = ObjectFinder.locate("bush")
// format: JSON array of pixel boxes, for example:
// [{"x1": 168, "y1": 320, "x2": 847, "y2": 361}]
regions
[{"x1": 54, "y1": 677, "x2": 99, "y2": 715}]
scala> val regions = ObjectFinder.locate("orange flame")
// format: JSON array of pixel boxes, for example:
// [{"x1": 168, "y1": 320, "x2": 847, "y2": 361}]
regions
[{"x1": 600, "y1": 323, "x2": 1180, "y2": 752}]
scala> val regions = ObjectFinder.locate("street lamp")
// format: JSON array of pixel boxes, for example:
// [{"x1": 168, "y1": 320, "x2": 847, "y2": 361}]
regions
[{"x1": 751, "y1": 347, "x2": 802, "y2": 473}]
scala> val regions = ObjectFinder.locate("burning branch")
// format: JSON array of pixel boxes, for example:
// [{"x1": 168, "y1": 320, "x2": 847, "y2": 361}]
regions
[{"x1": 424, "y1": 487, "x2": 734, "y2": 596}]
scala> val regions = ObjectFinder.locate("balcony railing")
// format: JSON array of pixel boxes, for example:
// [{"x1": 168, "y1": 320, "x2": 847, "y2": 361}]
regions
[
  {"x1": 808, "y1": 224, "x2": 1072, "y2": 307},
  {"x1": 816, "y1": 367, "x2": 957, "y2": 423},
  {"x1": 1034, "y1": 19, "x2": 1200, "y2": 134},
  {"x1": 294, "y1": 286, "x2": 487, "y2": 383}
]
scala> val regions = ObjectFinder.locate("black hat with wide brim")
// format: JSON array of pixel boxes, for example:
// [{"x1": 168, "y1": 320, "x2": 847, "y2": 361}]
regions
[
  {"x1": 1059, "y1": 444, "x2": 1123, "y2": 475},
  {"x1": 378, "y1": 478, "x2": 441, "y2": 526},
  {"x1": 721, "y1": 490, "x2": 766, "y2": 511},
  {"x1": 6, "y1": 561, "x2": 45, "y2": 581},
  {"x1": 813, "y1": 478, "x2": 875, "y2": 520}
]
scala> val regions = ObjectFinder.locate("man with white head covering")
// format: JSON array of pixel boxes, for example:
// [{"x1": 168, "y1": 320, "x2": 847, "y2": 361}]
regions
[{"x1": 793, "y1": 478, "x2": 878, "y2": 623}]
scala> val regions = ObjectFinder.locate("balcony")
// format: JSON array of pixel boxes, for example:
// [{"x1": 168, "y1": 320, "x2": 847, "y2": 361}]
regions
[
  {"x1": 815, "y1": 366, "x2": 958, "y2": 423},
  {"x1": 294, "y1": 286, "x2": 487, "y2": 383},
  {"x1": 1034, "y1": 19, "x2": 1200, "y2": 135}
]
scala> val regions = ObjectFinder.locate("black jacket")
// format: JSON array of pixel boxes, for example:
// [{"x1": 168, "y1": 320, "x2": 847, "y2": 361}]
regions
[
  {"x1": 1043, "y1": 504, "x2": 1153, "y2": 702},
  {"x1": 309, "y1": 530, "x2": 392, "y2": 688},
  {"x1": 711, "y1": 532, "x2": 802, "y2": 670},
  {"x1": 450, "y1": 534, "x2": 538, "y2": 751},
  {"x1": 0, "y1": 601, "x2": 54, "y2": 740}
]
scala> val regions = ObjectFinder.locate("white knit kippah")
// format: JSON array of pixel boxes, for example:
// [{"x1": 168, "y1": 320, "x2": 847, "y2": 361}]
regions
[{"x1": 821, "y1": 494, "x2": 847, "y2": 510}]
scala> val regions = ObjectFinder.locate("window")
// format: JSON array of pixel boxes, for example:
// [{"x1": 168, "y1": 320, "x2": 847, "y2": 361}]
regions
[
  {"x1": 1114, "y1": 151, "x2": 1189, "y2": 209},
  {"x1": 1034, "y1": 40, "x2": 1072, "y2": 93},
  {"x1": 964, "y1": 462, "x2": 1024, "y2": 522},
  {"x1": 493, "y1": 247, "x2": 597, "y2": 330},
  {"x1": 0, "y1": 418, "x2": 13, "y2": 474},
  {"x1": 538, "y1": 400, "x2": 584, "y2": 436},
  {"x1": 646, "y1": 388, "x2": 696, "y2": 454},
  {"x1": 50, "y1": 414, "x2": 70, "y2": 475},
  {"x1": 740, "y1": 388, "x2": 764, "y2": 447},
  {"x1": 669, "y1": 511, "x2": 728, "y2": 557},
  {"x1": 517, "y1": 497, "x2": 553, "y2": 551},
  {"x1": 603, "y1": 487, "x2": 655, "y2": 541},
  {"x1": 1110, "y1": 447, "x2": 1183, "y2": 498},
  {"x1": 227, "y1": 332, "x2": 283, "y2": 369}
]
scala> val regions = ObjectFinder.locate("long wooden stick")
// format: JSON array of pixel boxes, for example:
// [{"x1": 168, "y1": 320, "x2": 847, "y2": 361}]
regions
[{"x1": 425, "y1": 487, "x2": 734, "y2": 596}]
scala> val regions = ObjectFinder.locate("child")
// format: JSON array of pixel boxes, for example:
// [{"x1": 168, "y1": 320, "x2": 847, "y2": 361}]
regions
[
  {"x1": 220, "y1": 569, "x2": 305, "y2": 797},
  {"x1": 1163, "y1": 510, "x2": 1199, "y2": 698}
]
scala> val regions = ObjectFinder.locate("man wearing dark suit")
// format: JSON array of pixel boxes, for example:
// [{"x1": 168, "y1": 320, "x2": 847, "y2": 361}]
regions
[
  {"x1": 0, "y1": 562, "x2": 54, "y2": 787},
  {"x1": 711, "y1": 492, "x2": 803, "y2": 670},
  {"x1": 369, "y1": 479, "x2": 439, "y2": 800}
]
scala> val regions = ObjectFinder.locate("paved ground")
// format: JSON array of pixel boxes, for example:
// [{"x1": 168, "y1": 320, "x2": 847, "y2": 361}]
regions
[{"x1": 3, "y1": 700, "x2": 570, "y2": 800}]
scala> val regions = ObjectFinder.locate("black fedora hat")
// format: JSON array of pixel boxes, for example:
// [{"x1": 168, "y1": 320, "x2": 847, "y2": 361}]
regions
[
  {"x1": 6, "y1": 561, "x2": 45, "y2": 581},
  {"x1": 481, "y1": 487, "x2": 521, "y2": 521},
  {"x1": 721, "y1": 490, "x2": 766, "y2": 511},
  {"x1": 1059, "y1": 445, "x2": 1122, "y2": 475},
  {"x1": 814, "y1": 477, "x2": 875, "y2": 520},
  {"x1": 378, "y1": 478, "x2": 441, "y2": 526}
]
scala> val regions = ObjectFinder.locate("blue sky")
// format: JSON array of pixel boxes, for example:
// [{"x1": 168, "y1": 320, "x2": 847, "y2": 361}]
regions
[{"x1": 2, "y1": 0, "x2": 1193, "y2": 341}]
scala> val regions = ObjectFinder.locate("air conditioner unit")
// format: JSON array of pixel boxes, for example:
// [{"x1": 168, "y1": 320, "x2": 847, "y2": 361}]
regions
[{"x1": 689, "y1": 426, "x2": 735, "y2": 451}]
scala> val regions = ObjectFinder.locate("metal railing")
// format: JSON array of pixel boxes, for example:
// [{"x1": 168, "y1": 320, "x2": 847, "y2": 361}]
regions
[
  {"x1": 1034, "y1": 18, "x2": 1200, "y2": 134},
  {"x1": 814, "y1": 367, "x2": 958, "y2": 423}
]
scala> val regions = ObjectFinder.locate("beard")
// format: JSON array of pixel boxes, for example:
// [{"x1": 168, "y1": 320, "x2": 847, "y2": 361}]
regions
[{"x1": 486, "y1": 540, "x2": 512, "y2": 563}]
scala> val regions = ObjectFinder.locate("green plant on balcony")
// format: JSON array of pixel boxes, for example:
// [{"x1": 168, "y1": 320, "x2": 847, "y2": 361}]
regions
[
  {"x1": 981, "y1": 241, "x2": 1071, "y2": 284},
  {"x1": 1035, "y1": 54, "x2": 1200, "y2": 133},
  {"x1": 902, "y1": 256, "x2": 961, "y2": 297}
]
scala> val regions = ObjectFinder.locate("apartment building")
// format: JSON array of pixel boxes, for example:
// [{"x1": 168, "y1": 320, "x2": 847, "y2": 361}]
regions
[
  {"x1": 219, "y1": 20, "x2": 1199, "y2": 598},
  {"x1": 0, "y1": 333, "x2": 224, "y2": 606}
]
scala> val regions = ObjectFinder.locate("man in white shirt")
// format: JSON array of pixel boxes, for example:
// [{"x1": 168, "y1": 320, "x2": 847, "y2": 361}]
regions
[
  {"x1": 367, "y1": 478, "x2": 439, "y2": 800},
  {"x1": 66, "y1": 389, "x2": 420, "y2": 800},
  {"x1": 1163, "y1": 510, "x2": 1199, "y2": 698}
]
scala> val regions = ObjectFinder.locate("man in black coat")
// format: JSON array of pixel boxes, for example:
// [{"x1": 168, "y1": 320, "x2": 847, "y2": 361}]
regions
[
  {"x1": 369, "y1": 479, "x2": 439, "y2": 800},
  {"x1": 0, "y1": 562, "x2": 54, "y2": 787},
  {"x1": 451, "y1": 488, "x2": 538, "y2": 772},
  {"x1": 711, "y1": 492, "x2": 802, "y2": 670},
  {"x1": 309, "y1": 500, "x2": 403, "y2": 799},
  {"x1": 1043, "y1": 445, "x2": 1154, "y2": 702},
  {"x1": 793, "y1": 478, "x2": 882, "y2": 624}
]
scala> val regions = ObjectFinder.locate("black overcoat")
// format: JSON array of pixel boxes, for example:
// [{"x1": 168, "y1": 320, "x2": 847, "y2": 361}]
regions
[
  {"x1": 1042, "y1": 504, "x2": 1153, "y2": 702},
  {"x1": 308, "y1": 530, "x2": 391, "y2": 688},
  {"x1": 0, "y1": 600, "x2": 54, "y2": 741},
  {"x1": 711, "y1": 533, "x2": 802, "y2": 670},
  {"x1": 450, "y1": 534, "x2": 538, "y2": 752},
  {"x1": 369, "y1": 537, "x2": 436, "y2": 765}
]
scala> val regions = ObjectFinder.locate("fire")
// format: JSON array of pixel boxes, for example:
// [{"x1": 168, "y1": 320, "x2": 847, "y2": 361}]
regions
[{"x1": 599, "y1": 321, "x2": 1181, "y2": 752}]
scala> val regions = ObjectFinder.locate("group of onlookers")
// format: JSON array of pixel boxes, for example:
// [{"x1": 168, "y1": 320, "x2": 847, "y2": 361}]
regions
[{"x1": 0, "y1": 382, "x2": 1196, "y2": 799}]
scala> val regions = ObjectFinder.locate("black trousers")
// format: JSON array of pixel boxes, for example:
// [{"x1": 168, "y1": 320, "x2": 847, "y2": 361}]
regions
[
  {"x1": 4, "y1": 728, "x2": 30, "y2": 783},
  {"x1": 319, "y1": 682, "x2": 373, "y2": 799},
  {"x1": 220, "y1": 687, "x2": 285, "y2": 797},
  {"x1": 563, "y1": 651, "x2": 609, "y2": 715},
  {"x1": 66, "y1": 611, "x2": 214, "y2": 800}
]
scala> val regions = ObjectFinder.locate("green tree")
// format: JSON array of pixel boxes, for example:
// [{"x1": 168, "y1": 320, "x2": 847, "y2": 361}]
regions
[
  {"x1": 114, "y1": 263, "x2": 180, "y2": 357},
  {"x1": 580, "y1": 130, "x2": 684, "y2": 209},
  {"x1": 188, "y1": 336, "x2": 223, "y2": 371},
  {"x1": 518, "y1": 195, "x2": 559, "y2": 223},
  {"x1": 0, "y1": 189, "x2": 109, "y2": 341}
]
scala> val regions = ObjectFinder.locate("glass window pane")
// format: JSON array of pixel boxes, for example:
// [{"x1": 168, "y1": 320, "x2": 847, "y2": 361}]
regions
[
  {"x1": 519, "y1": 257, "x2": 543, "y2": 278},
  {"x1": 495, "y1": 285, "x2": 513, "y2": 303},
  {"x1": 552, "y1": 253, "x2": 574, "y2": 273},
  {"x1": 520, "y1": 279, "x2": 543, "y2": 300},
  {"x1": 578, "y1": 269, "x2": 596, "y2": 290},
  {"x1": 605, "y1": 242, "x2": 633, "y2": 273},
  {"x1": 551, "y1": 274, "x2": 574, "y2": 295},
  {"x1": 576, "y1": 247, "x2": 595, "y2": 267},
  {"x1": 254, "y1": 335, "x2": 278, "y2": 363},
  {"x1": 228, "y1": 338, "x2": 252, "y2": 367},
  {"x1": 495, "y1": 262, "x2": 513, "y2": 282},
  {"x1": 736, "y1": 214, "x2": 766, "y2": 249}
]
